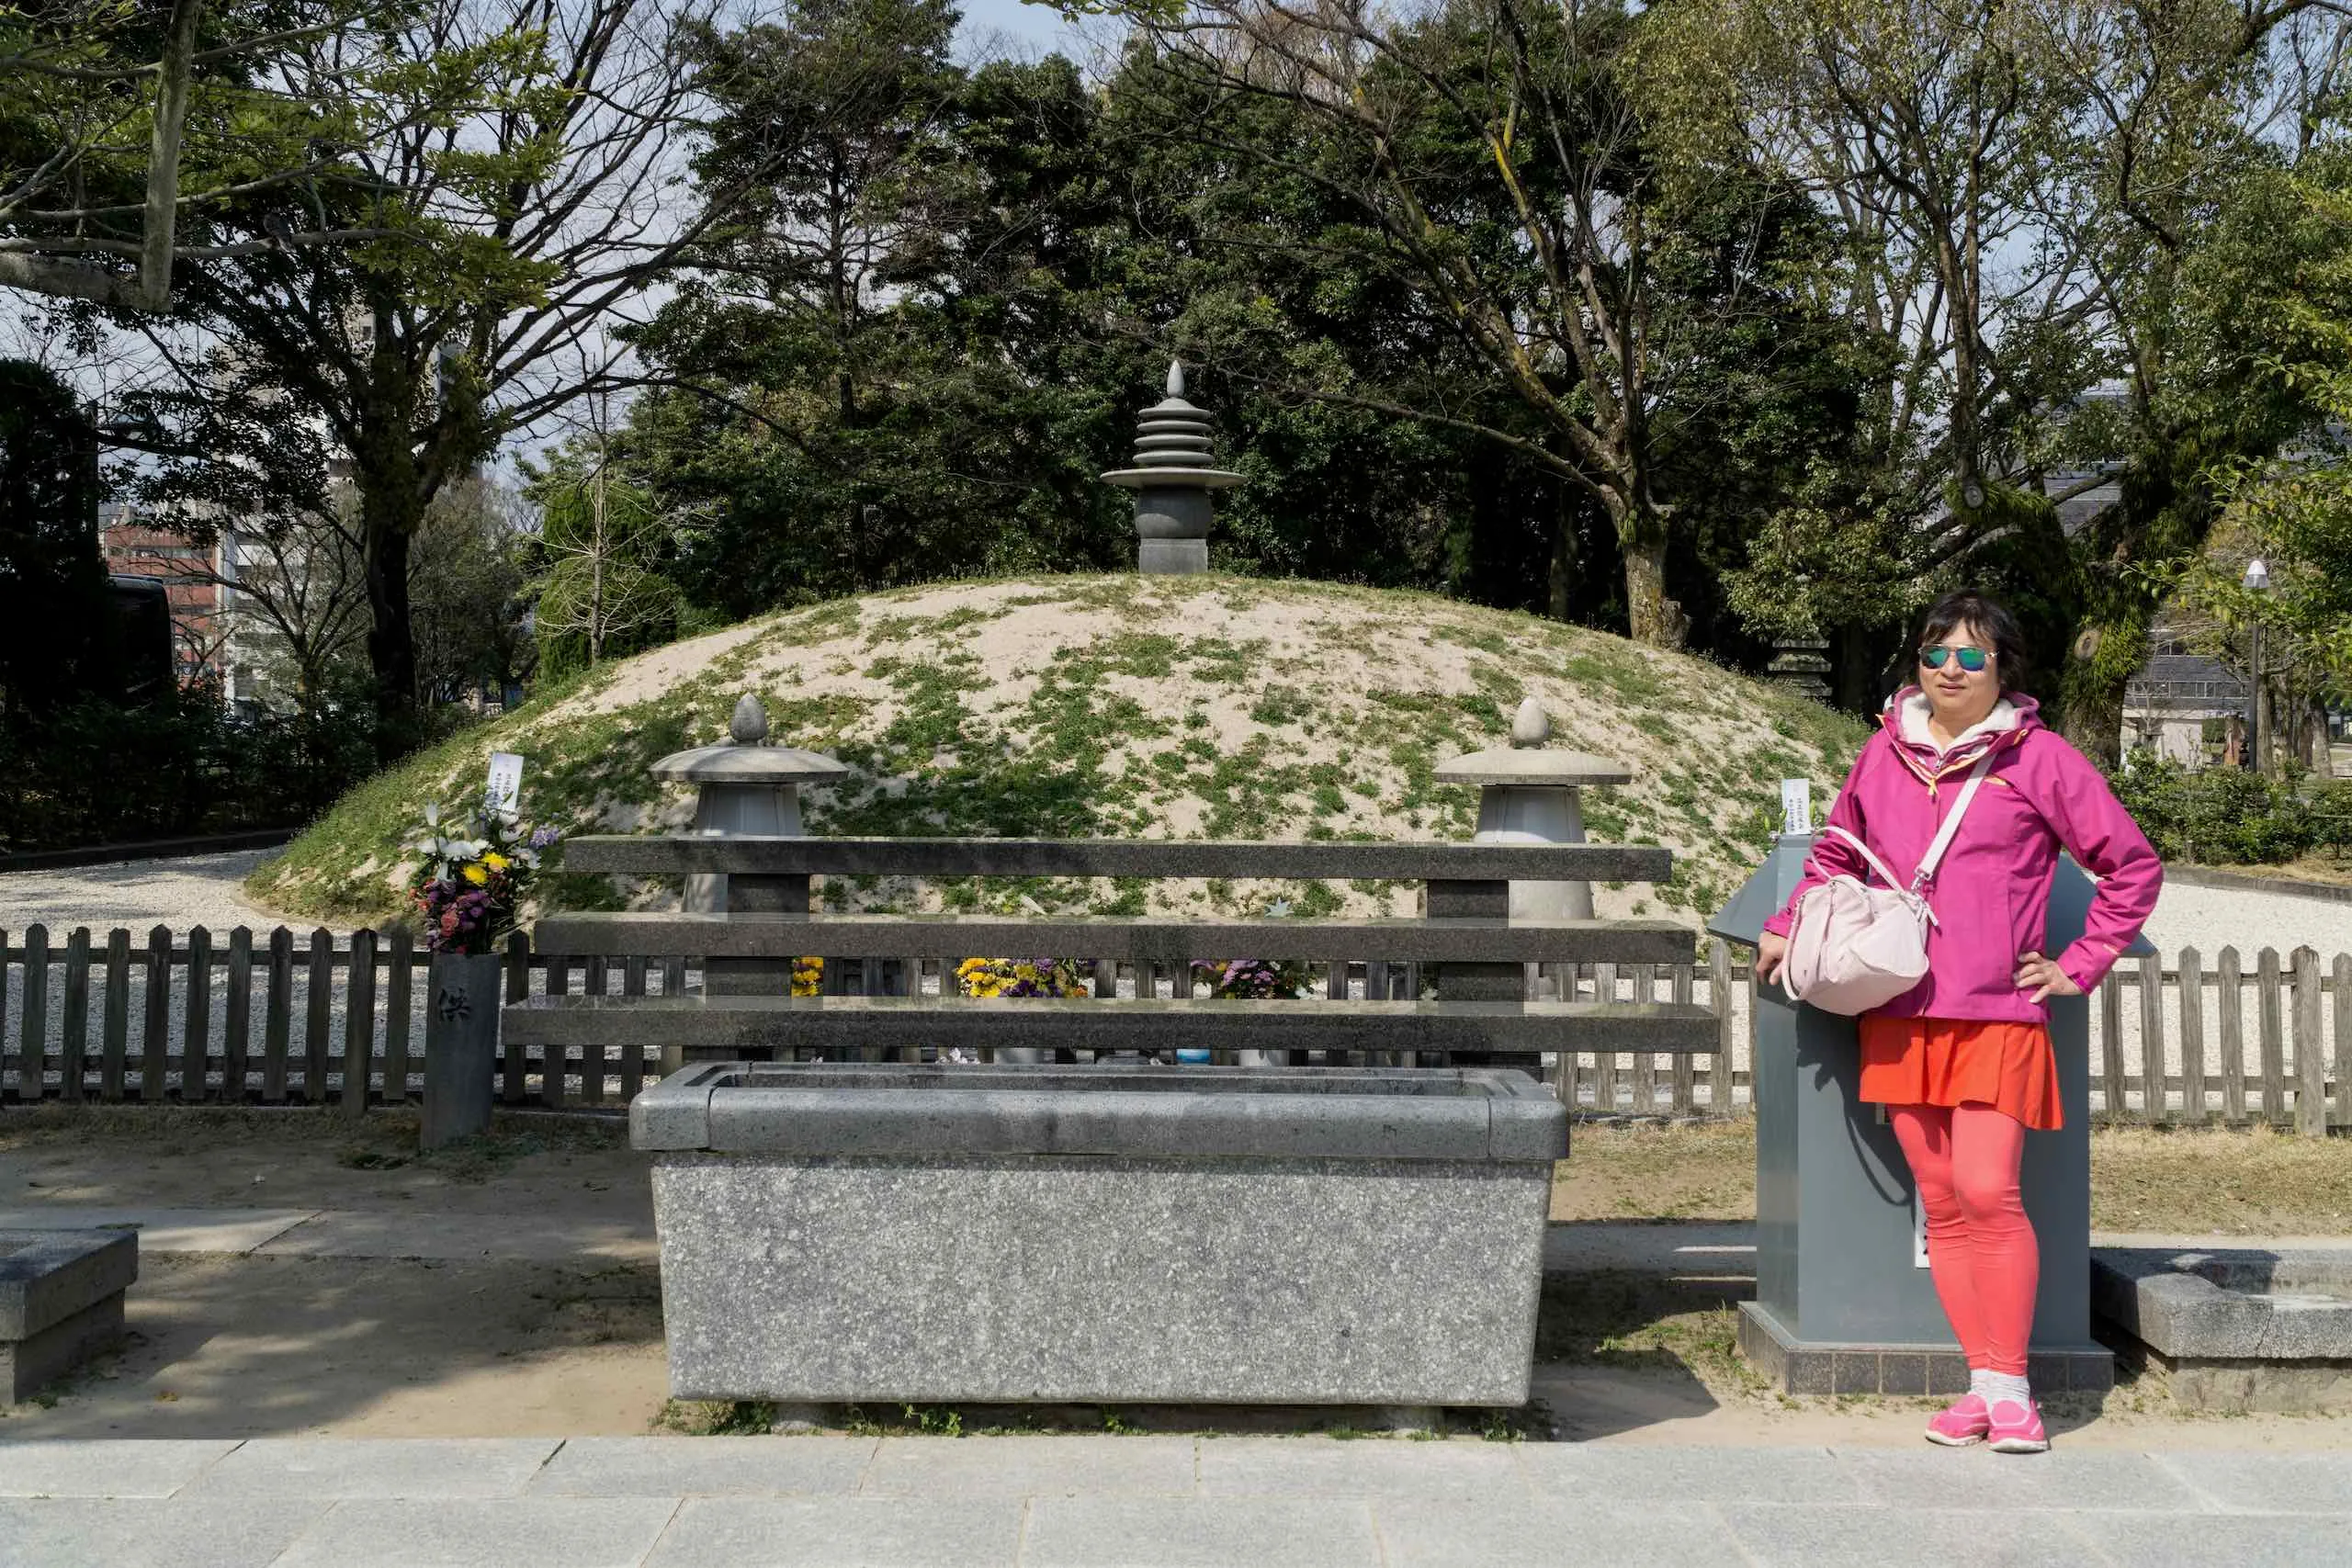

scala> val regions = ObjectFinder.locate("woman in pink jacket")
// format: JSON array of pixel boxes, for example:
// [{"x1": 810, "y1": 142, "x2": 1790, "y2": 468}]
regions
[{"x1": 1755, "y1": 591, "x2": 2162, "y2": 1453}]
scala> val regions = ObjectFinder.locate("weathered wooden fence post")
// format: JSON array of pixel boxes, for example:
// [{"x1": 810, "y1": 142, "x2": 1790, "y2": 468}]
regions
[
  {"x1": 2178, "y1": 947, "x2": 2207, "y2": 1125},
  {"x1": 223, "y1": 927, "x2": 252, "y2": 1103},
  {"x1": 2293, "y1": 947, "x2": 2325, "y2": 1138},
  {"x1": 59, "y1": 928, "x2": 89, "y2": 1100}
]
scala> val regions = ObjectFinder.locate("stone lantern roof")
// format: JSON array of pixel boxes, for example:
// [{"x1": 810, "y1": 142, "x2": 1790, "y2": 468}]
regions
[
  {"x1": 652, "y1": 694, "x2": 849, "y2": 787},
  {"x1": 1432, "y1": 698, "x2": 1632, "y2": 788}
]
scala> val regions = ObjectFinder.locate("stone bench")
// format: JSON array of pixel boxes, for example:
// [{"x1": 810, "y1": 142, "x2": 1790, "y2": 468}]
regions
[{"x1": 1, "y1": 1229, "x2": 137, "y2": 1402}]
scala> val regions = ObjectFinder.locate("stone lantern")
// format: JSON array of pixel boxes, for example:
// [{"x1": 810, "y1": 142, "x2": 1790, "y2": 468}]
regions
[
  {"x1": 652, "y1": 694, "x2": 846, "y2": 1001},
  {"x1": 1102, "y1": 360, "x2": 1242, "y2": 576},
  {"x1": 1432, "y1": 698, "x2": 1632, "y2": 1000}
]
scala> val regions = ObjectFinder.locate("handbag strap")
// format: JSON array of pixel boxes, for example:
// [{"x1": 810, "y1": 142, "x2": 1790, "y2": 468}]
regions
[
  {"x1": 1818, "y1": 748, "x2": 1998, "y2": 900},
  {"x1": 1910, "y1": 749, "x2": 1997, "y2": 892}
]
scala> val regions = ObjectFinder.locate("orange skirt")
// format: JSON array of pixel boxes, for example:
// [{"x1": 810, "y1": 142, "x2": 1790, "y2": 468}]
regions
[{"x1": 1858, "y1": 1016, "x2": 2062, "y2": 1132}]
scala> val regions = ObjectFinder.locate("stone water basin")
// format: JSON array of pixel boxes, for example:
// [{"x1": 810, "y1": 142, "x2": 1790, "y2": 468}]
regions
[{"x1": 631, "y1": 1061, "x2": 1566, "y2": 1408}]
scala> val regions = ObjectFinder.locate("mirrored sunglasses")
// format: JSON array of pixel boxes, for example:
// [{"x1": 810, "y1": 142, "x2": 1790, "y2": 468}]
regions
[{"x1": 1918, "y1": 646, "x2": 1990, "y2": 672}]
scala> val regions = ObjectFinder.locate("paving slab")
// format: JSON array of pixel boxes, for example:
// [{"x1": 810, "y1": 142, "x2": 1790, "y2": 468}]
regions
[
  {"x1": 0, "y1": 1496, "x2": 326, "y2": 1568},
  {"x1": 1512, "y1": 1442, "x2": 1867, "y2": 1506},
  {"x1": 271, "y1": 1496, "x2": 680, "y2": 1568},
  {"x1": 0, "y1": 1209, "x2": 315, "y2": 1257},
  {"x1": 528, "y1": 1436, "x2": 876, "y2": 1497},
  {"x1": 2147, "y1": 1450, "x2": 2352, "y2": 1514},
  {"x1": 1196, "y1": 1438, "x2": 1530, "y2": 1503},
  {"x1": 254, "y1": 1213, "x2": 657, "y2": 1263},
  {"x1": 1713, "y1": 1504, "x2": 2118, "y2": 1567},
  {"x1": 1541, "y1": 1224, "x2": 1756, "y2": 1278},
  {"x1": 1020, "y1": 1495, "x2": 1380, "y2": 1568},
  {"x1": 2063, "y1": 1510, "x2": 2352, "y2": 1567},
  {"x1": 1834, "y1": 1447, "x2": 2207, "y2": 1512},
  {"x1": 181, "y1": 1438, "x2": 560, "y2": 1499},
  {"x1": 642, "y1": 1495, "x2": 1024, "y2": 1567},
  {"x1": 0, "y1": 1438, "x2": 239, "y2": 1497},
  {"x1": 860, "y1": 1434, "x2": 1197, "y2": 1497},
  {"x1": 1368, "y1": 1497, "x2": 1743, "y2": 1568}
]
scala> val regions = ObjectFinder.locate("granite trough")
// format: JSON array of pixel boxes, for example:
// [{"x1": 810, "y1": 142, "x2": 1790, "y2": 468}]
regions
[
  {"x1": 632, "y1": 1061, "x2": 1566, "y2": 1408},
  {"x1": 2093, "y1": 1245, "x2": 2352, "y2": 1413}
]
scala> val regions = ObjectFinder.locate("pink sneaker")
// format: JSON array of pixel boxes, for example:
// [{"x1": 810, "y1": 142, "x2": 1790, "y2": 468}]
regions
[
  {"x1": 1987, "y1": 1397, "x2": 2049, "y2": 1454},
  {"x1": 1924, "y1": 1393, "x2": 1990, "y2": 1447}
]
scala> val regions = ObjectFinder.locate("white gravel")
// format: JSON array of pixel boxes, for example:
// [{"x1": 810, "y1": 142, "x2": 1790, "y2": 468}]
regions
[
  {"x1": 2139, "y1": 877, "x2": 2348, "y2": 963},
  {"x1": 0, "y1": 849, "x2": 295, "y2": 936}
]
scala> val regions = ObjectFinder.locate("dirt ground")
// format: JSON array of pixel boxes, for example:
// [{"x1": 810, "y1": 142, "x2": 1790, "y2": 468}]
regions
[
  {"x1": 0, "y1": 1104, "x2": 650, "y2": 1222},
  {"x1": 4, "y1": 1107, "x2": 2349, "y2": 1449},
  {"x1": 14, "y1": 1107, "x2": 2345, "y2": 1235},
  {"x1": 1547, "y1": 1118, "x2": 2352, "y2": 1235}
]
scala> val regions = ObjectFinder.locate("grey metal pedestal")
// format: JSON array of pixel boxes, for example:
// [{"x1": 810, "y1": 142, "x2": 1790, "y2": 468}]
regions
[{"x1": 1710, "y1": 835, "x2": 2143, "y2": 1395}]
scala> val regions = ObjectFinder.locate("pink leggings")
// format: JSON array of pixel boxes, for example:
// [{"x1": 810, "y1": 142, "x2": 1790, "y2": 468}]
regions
[{"x1": 1888, "y1": 1102, "x2": 2037, "y2": 1376}]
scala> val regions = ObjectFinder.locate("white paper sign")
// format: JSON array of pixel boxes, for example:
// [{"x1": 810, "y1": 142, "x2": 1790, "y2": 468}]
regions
[
  {"x1": 1780, "y1": 778, "x2": 1813, "y2": 836},
  {"x1": 485, "y1": 751, "x2": 526, "y2": 818}
]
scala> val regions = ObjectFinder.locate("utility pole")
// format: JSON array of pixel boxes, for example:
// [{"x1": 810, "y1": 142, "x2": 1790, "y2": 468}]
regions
[{"x1": 2244, "y1": 558, "x2": 2271, "y2": 775}]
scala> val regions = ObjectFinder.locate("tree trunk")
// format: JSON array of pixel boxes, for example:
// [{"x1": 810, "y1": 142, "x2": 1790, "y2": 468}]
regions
[
  {"x1": 1614, "y1": 501, "x2": 1683, "y2": 649},
  {"x1": 1546, "y1": 487, "x2": 1575, "y2": 621},
  {"x1": 2057, "y1": 612, "x2": 2146, "y2": 771},
  {"x1": 362, "y1": 506, "x2": 419, "y2": 762},
  {"x1": 1833, "y1": 621, "x2": 1885, "y2": 716}
]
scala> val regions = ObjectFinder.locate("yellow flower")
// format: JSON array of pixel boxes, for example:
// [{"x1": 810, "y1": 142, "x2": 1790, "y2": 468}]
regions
[
  {"x1": 481, "y1": 852, "x2": 509, "y2": 873},
  {"x1": 462, "y1": 864, "x2": 489, "y2": 886}
]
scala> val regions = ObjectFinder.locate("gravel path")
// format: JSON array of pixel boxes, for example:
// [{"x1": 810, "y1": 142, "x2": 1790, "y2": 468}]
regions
[
  {"x1": 0, "y1": 849, "x2": 292, "y2": 935},
  {"x1": 2139, "y1": 877, "x2": 2347, "y2": 962}
]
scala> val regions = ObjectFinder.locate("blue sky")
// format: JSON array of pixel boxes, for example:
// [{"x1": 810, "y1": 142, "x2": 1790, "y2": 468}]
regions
[{"x1": 953, "y1": 0, "x2": 1091, "y2": 61}]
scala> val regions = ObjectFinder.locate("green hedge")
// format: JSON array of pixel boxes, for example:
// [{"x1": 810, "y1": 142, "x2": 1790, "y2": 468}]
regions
[
  {"x1": 0, "y1": 680, "x2": 381, "y2": 853},
  {"x1": 2109, "y1": 753, "x2": 2352, "y2": 865}
]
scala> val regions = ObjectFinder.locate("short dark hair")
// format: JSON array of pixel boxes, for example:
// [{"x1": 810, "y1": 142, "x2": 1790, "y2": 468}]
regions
[{"x1": 1917, "y1": 591, "x2": 2030, "y2": 689}]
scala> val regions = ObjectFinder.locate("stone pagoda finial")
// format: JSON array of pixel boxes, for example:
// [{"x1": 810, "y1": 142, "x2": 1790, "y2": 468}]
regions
[
  {"x1": 1101, "y1": 358, "x2": 1242, "y2": 575},
  {"x1": 1511, "y1": 697, "x2": 1551, "y2": 748},
  {"x1": 729, "y1": 693, "x2": 770, "y2": 745}
]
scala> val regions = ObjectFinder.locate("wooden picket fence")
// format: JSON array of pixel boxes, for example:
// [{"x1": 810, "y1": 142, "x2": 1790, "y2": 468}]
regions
[
  {"x1": 0, "y1": 924, "x2": 2346, "y2": 1130},
  {"x1": 0, "y1": 925, "x2": 679, "y2": 1116},
  {"x1": 2090, "y1": 946, "x2": 2352, "y2": 1134}
]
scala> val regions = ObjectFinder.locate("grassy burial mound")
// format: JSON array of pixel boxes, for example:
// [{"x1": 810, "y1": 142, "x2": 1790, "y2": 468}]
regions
[{"x1": 249, "y1": 574, "x2": 1868, "y2": 931}]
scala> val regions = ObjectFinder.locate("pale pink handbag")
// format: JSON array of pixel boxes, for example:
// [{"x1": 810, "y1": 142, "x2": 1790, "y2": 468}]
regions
[{"x1": 1780, "y1": 752, "x2": 1995, "y2": 1015}]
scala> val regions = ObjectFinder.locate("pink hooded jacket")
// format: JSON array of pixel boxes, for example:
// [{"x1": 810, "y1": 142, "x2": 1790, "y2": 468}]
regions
[{"x1": 1761, "y1": 688, "x2": 2162, "y2": 1022}]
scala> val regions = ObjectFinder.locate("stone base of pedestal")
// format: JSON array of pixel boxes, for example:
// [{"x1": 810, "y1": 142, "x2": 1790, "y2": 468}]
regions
[
  {"x1": 1736, "y1": 1301, "x2": 2114, "y2": 1396},
  {"x1": 1138, "y1": 538, "x2": 1208, "y2": 575}
]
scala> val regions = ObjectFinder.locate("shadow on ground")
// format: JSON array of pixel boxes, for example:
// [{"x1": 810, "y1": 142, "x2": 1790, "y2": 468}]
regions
[{"x1": 0, "y1": 1253, "x2": 667, "y2": 1438}]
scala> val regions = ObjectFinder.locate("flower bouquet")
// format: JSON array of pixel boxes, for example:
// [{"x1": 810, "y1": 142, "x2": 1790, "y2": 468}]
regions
[
  {"x1": 404, "y1": 797, "x2": 560, "y2": 955},
  {"x1": 955, "y1": 957, "x2": 1095, "y2": 998},
  {"x1": 1190, "y1": 958, "x2": 1318, "y2": 999}
]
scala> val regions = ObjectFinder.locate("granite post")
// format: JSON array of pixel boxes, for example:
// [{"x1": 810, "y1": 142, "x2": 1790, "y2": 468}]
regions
[
  {"x1": 421, "y1": 951, "x2": 503, "y2": 1148},
  {"x1": 1101, "y1": 361, "x2": 1242, "y2": 576},
  {"x1": 1430, "y1": 700, "x2": 1632, "y2": 1029},
  {"x1": 650, "y1": 694, "x2": 849, "y2": 1072}
]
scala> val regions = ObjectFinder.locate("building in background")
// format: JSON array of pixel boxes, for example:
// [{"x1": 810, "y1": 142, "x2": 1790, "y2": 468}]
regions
[
  {"x1": 97, "y1": 502, "x2": 232, "y2": 689},
  {"x1": 2122, "y1": 620, "x2": 2251, "y2": 767}
]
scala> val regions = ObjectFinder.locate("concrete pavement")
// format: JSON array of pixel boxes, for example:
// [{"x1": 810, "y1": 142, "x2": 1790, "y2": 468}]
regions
[{"x1": 0, "y1": 1435, "x2": 2345, "y2": 1566}]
